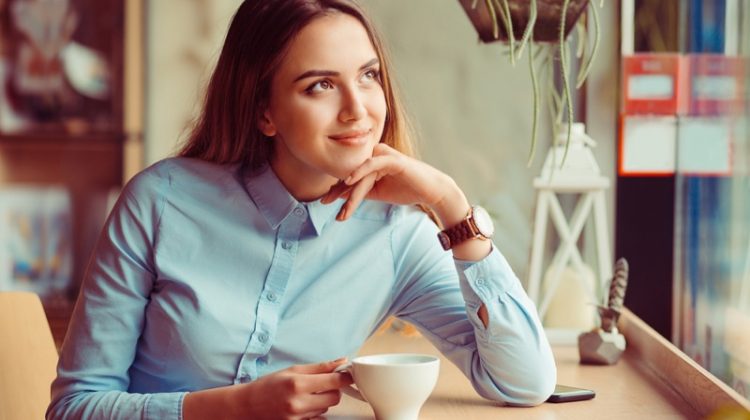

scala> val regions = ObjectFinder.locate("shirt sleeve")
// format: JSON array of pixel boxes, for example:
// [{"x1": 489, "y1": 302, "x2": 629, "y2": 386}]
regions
[
  {"x1": 389, "y1": 208, "x2": 556, "y2": 406},
  {"x1": 46, "y1": 166, "x2": 187, "y2": 420}
]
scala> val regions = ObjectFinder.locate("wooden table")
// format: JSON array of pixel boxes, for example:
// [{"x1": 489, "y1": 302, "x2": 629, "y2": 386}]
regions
[
  {"x1": 326, "y1": 330, "x2": 699, "y2": 419},
  {"x1": 328, "y1": 307, "x2": 750, "y2": 419}
]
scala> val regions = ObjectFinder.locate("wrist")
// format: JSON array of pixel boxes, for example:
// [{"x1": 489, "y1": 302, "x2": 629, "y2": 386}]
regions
[
  {"x1": 430, "y1": 178, "x2": 470, "y2": 229},
  {"x1": 223, "y1": 384, "x2": 243, "y2": 419},
  {"x1": 183, "y1": 384, "x2": 244, "y2": 420},
  {"x1": 431, "y1": 182, "x2": 493, "y2": 261}
]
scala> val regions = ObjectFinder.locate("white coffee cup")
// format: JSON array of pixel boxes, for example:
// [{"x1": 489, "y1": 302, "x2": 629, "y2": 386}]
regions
[{"x1": 335, "y1": 353, "x2": 440, "y2": 420}]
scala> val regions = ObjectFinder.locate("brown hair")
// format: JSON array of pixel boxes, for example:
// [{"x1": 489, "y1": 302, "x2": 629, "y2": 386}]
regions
[{"x1": 179, "y1": 0, "x2": 417, "y2": 170}]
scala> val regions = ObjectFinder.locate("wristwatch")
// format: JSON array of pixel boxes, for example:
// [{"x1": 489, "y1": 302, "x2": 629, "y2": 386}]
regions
[{"x1": 437, "y1": 205, "x2": 494, "y2": 250}]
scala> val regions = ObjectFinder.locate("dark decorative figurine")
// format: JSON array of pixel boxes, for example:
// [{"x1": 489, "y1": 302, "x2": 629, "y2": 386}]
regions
[{"x1": 578, "y1": 258, "x2": 629, "y2": 365}]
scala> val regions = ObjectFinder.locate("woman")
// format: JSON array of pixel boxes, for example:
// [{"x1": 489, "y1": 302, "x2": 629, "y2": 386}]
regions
[{"x1": 48, "y1": 1, "x2": 556, "y2": 419}]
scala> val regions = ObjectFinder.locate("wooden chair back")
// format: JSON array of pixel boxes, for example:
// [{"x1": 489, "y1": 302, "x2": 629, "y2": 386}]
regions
[{"x1": 0, "y1": 292, "x2": 59, "y2": 420}]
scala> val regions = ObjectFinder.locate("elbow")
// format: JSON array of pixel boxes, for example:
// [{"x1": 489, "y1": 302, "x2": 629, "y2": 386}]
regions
[
  {"x1": 46, "y1": 387, "x2": 88, "y2": 420},
  {"x1": 46, "y1": 397, "x2": 67, "y2": 420},
  {"x1": 475, "y1": 357, "x2": 557, "y2": 407},
  {"x1": 505, "y1": 360, "x2": 557, "y2": 406},
  {"x1": 480, "y1": 372, "x2": 556, "y2": 407},
  {"x1": 46, "y1": 393, "x2": 79, "y2": 420},
  {"x1": 504, "y1": 373, "x2": 556, "y2": 406}
]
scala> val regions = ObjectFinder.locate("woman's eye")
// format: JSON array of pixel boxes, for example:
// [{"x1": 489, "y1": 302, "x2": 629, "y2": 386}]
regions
[
  {"x1": 306, "y1": 80, "x2": 333, "y2": 94},
  {"x1": 362, "y1": 69, "x2": 380, "y2": 82}
]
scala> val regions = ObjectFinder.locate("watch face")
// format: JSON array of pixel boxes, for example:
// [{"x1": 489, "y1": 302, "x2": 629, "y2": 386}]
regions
[{"x1": 472, "y1": 206, "x2": 495, "y2": 238}]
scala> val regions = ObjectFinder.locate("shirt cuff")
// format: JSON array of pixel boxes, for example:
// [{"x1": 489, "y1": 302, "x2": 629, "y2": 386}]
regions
[
  {"x1": 452, "y1": 241, "x2": 493, "y2": 270},
  {"x1": 146, "y1": 392, "x2": 187, "y2": 420},
  {"x1": 454, "y1": 244, "x2": 523, "y2": 306}
]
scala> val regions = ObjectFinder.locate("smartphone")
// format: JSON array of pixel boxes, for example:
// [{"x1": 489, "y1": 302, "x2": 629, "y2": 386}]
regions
[{"x1": 546, "y1": 384, "x2": 596, "y2": 403}]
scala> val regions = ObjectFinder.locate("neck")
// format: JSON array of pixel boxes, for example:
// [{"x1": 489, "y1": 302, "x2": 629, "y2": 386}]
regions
[{"x1": 269, "y1": 160, "x2": 338, "y2": 203}]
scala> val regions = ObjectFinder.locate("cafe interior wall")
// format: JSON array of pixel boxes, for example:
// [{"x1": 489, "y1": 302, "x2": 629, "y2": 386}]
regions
[{"x1": 144, "y1": 0, "x2": 619, "y2": 287}]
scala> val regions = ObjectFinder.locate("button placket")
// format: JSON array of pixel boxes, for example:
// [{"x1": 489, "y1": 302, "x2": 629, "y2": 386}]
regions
[{"x1": 248, "y1": 210, "x2": 305, "y2": 358}]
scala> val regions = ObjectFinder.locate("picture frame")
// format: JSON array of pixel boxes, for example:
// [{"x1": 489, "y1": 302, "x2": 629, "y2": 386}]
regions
[
  {"x1": 0, "y1": 186, "x2": 73, "y2": 298},
  {"x1": 0, "y1": 0, "x2": 124, "y2": 137}
]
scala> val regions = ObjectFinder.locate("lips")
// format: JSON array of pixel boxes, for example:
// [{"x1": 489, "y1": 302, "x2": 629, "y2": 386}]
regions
[{"x1": 328, "y1": 129, "x2": 371, "y2": 144}]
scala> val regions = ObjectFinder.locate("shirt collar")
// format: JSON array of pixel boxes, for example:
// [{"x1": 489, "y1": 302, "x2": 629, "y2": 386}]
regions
[
  {"x1": 243, "y1": 165, "x2": 343, "y2": 235},
  {"x1": 306, "y1": 198, "x2": 344, "y2": 235}
]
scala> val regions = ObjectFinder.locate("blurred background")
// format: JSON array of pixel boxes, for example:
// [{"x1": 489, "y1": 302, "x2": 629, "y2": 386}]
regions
[{"x1": 0, "y1": 0, "x2": 747, "y2": 401}]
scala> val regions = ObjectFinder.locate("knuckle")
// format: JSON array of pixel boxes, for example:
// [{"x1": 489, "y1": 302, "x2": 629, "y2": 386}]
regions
[
  {"x1": 284, "y1": 376, "x2": 300, "y2": 393},
  {"x1": 285, "y1": 396, "x2": 308, "y2": 415},
  {"x1": 282, "y1": 398, "x2": 298, "y2": 414},
  {"x1": 286, "y1": 364, "x2": 300, "y2": 373}
]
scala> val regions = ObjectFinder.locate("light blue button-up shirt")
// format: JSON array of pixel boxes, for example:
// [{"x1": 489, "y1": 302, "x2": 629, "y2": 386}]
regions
[{"x1": 48, "y1": 157, "x2": 556, "y2": 419}]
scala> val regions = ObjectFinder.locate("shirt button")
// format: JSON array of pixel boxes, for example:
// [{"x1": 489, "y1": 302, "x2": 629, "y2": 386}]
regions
[
  {"x1": 239, "y1": 374, "x2": 251, "y2": 383},
  {"x1": 267, "y1": 292, "x2": 277, "y2": 302},
  {"x1": 294, "y1": 207, "x2": 305, "y2": 217},
  {"x1": 258, "y1": 333, "x2": 269, "y2": 343},
  {"x1": 282, "y1": 241, "x2": 292, "y2": 250},
  {"x1": 476, "y1": 278, "x2": 486, "y2": 287}
]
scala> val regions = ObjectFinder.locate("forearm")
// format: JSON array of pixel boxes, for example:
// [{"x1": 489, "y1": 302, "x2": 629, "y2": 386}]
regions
[
  {"x1": 47, "y1": 389, "x2": 185, "y2": 420},
  {"x1": 183, "y1": 386, "x2": 238, "y2": 420},
  {"x1": 430, "y1": 178, "x2": 492, "y2": 262},
  {"x1": 430, "y1": 177, "x2": 492, "y2": 326},
  {"x1": 456, "y1": 249, "x2": 556, "y2": 405}
]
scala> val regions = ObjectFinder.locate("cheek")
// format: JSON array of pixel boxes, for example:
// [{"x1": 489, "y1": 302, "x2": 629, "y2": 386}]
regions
[
  {"x1": 275, "y1": 100, "x2": 331, "y2": 140},
  {"x1": 369, "y1": 90, "x2": 388, "y2": 134}
]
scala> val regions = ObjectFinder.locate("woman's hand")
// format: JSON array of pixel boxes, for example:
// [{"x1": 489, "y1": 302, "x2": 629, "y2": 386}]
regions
[
  {"x1": 183, "y1": 358, "x2": 352, "y2": 420},
  {"x1": 321, "y1": 143, "x2": 463, "y2": 222},
  {"x1": 322, "y1": 143, "x2": 492, "y2": 264}
]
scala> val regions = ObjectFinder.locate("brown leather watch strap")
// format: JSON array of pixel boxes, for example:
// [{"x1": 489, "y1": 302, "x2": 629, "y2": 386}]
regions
[
  {"x1": 446, "y1": 220, "x2": 475, "y2": 246},
  {"x1": 437, "y1": 217, "x2": 476, "y2": 250}
]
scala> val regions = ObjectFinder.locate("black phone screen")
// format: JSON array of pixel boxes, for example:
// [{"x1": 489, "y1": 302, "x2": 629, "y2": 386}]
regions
[{"x1": 546, "y1": 384, "x2": 596, "y2": 403}]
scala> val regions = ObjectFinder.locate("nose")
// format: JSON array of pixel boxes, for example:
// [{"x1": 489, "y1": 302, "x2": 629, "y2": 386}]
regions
[{"x1": 338, "y1": 87, "x2": 367, "y2": 123}]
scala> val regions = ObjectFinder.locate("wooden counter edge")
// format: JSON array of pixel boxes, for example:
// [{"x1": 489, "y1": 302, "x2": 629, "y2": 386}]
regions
[{"x1": 619, "y1": 307, "x2": 750, "y2": 416}]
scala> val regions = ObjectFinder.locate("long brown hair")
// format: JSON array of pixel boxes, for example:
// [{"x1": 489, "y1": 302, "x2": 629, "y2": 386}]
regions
[{"x1": 179, "y1": 0, "x2": 417, "y2": 170}]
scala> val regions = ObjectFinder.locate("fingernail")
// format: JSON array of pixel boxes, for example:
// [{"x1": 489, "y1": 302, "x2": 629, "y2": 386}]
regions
[
  {"x1": 337, "y1": 207, "x2": 347, "y2": 221},
  {"x1": 344, "y1": 176, "x2": 353, "y2": 185},
  {"x1": 332, "y1": 357, "x2": 346, "y2": 363}
]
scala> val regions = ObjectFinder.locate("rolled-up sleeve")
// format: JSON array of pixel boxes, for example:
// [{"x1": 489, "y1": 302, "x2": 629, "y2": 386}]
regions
[
  {"x1": 390, "y1": 208, "x2": 556, "y2": 406},
  {"x1": 47, "y1": 166, "x2": 188, "y2": 420}
]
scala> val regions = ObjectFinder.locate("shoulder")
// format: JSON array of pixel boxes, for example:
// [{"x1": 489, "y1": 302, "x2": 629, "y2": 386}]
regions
[
  {"x1": 352, "y1": 202, "x2": 438, "y2": 237},
  {"x1": 388, "y1": 204, "x2": 440, "y2": 233},
  {"x1": 123, "y1": 157, "x2": 241, "y2": 200}
]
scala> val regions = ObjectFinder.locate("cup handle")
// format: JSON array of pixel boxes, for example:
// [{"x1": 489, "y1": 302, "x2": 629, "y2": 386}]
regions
[{"x1": 334, "y1": 362, "x2": 366, "y2": 402}]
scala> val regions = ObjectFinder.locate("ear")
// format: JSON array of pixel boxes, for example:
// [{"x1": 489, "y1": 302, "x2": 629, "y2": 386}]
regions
[{"x1": 258, "y1": 110, "x2": 277, "y2": 137}]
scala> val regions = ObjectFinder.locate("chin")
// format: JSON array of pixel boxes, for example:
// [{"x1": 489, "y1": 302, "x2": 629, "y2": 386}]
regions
[
  {"x1": 328, "y1": 166, "x2": 357, "y2": 181},
  {"x1": 330, "y1": 151, "x2": 374, "y2": 179}
]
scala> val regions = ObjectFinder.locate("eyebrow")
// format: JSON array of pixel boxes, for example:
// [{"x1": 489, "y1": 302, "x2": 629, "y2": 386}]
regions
[{"x1": 292, "y1": 58, "x2": 380, "y2": 83}]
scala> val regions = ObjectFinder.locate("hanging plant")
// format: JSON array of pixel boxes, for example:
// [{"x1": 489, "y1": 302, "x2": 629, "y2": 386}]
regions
[{"x1": 458, "y1": 0, "x2": 604, "y2": 165}]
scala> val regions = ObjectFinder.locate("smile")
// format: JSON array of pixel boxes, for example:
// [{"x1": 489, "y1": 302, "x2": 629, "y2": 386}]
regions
[{"x1": 328, "y1": 129, "x2": 371, "y2": 145}]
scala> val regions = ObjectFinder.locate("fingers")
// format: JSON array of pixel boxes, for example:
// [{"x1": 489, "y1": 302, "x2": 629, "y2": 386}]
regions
[
  {"x1": 290, "y1": 358, "x2": 348, "y2": 375},
  {"x1": 337, "y1": 173, "x2": 376, "y2": 221},
  {"x1": 344, "y1": 153, "x2": 403, "y2": 185},
  {"x1": 320, "y1": 180, "x2": 350, "y2": 205},
  {"x1": 299, "y1": 390, "x2": 342, "y2": 414},
  {"x1": 294, "y1": 370, "x2": 353, "y2": 395},
  {"x1": 298, "y1": 407, "x2": 329, "y2": 420}
]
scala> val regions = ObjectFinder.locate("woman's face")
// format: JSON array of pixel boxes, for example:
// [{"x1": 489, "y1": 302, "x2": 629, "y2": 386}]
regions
[{"x1": 262, "y1": 12, "x2": 387, "y2": 200}]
